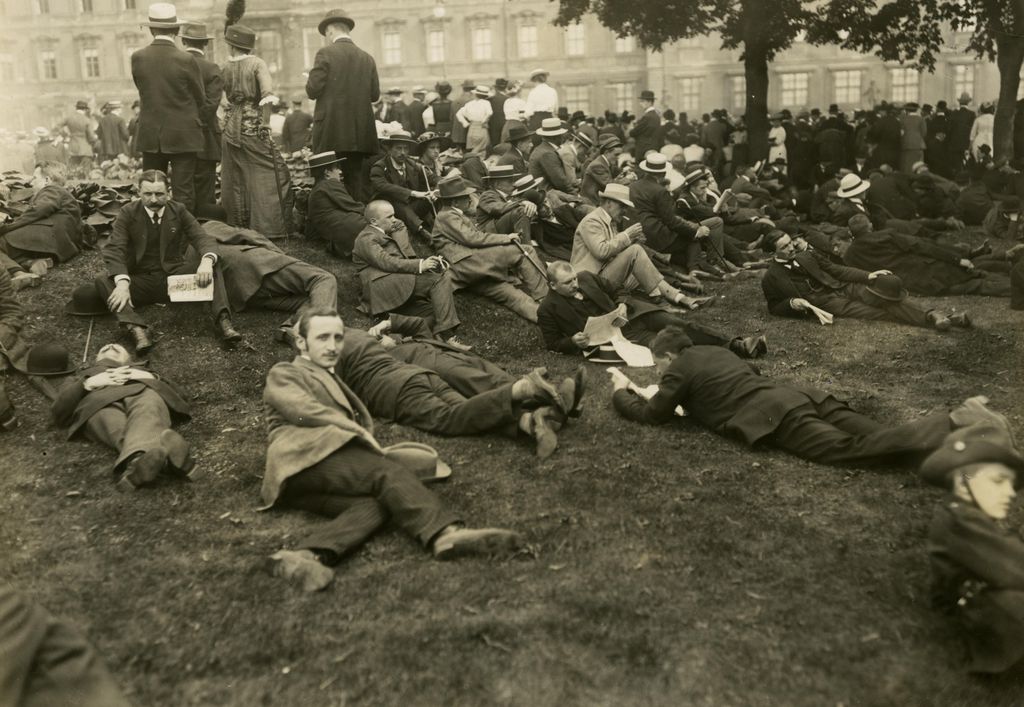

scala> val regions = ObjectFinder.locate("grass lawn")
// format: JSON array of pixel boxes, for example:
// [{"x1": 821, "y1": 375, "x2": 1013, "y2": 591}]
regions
[{"x1": 2, "y1": 232, "x2": 1023, "y2": 707}]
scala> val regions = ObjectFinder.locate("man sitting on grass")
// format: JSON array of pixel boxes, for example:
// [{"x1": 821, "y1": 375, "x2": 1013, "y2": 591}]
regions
[
  {"x1": 261, "y1": 306, "x2": 521, "y2": 592},
  {"x1": 611, "y1": 325, "x2": 995, "y2": 468}
]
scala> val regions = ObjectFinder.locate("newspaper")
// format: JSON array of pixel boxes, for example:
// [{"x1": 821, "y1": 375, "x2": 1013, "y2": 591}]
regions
[
  {"x1": 583, "y1": 311, "x2": 620, "y2": 345},
  {"x1": 167, "y1": 274, "x2": 214, "y2": 302}
]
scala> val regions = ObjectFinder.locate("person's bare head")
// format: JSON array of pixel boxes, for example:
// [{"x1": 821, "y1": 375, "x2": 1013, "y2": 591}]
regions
[
  {"x1": 137, "y1": 170, "x2": 170, "y2": 209},
  {"x1": 95, "y1": 343, "x2": 131, "y2": 367},
  {"x1": 848, "y1": 213, "x2": 872, "y2": 237},
  {"x1": 36, "y1": 161, "x2": 67, "y2": 187},
  {"x1": 365, "y1": 200, "x2": 399, "y2": 231},
  {"x1": 547, "y1": 260, "x2": 579, "y2": 296}
]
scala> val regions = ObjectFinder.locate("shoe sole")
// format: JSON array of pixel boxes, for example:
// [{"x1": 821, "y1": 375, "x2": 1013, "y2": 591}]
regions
[
  {"x1": 434, "y1": 530, "x2": 522, "y2": 560},
  {"x1": 160, "y1": 429, "x2": 195, "y2": 478},
  {"x1": 265, "y1": 554, "x2": 334, "y2": 592},
  {"x1": 117, "y1": 449, "x2": 166, "y2": 491}
]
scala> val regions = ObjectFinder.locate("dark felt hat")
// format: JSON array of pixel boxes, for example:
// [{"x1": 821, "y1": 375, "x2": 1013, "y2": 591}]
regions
[
  {"x1": 639, "y1": 90, "x2": 656, "y2": 102},
  {"x1": 11, "y1": 341, "x2": 76, "y2": 376},
  {"x1": 224, "y1": 24, "x2": 256, "y2": 50},
  {"x1": 597, "y1": 134, "x2": 623, "y2": 151},
  {"x1": 318, "y1": 8, "x2": 355, "y2": 35},
  {"x1": 920, "y1": 423, "x2": 1024, "y2": 488},
  {"x1": 506, "y1": 125, "x2": 532, "y2": 143},
  {"x1": 864, "y1": 274, "x2": 908, "y2": 302},
  {"x1": 181, "y1": 22, "x2": 211, "y2": 41},
  {"x1": 438, "y1": 176, "x2": 476, "y2": 199},
  {"x1": 64, "y1": 283, "x2": 111, "y2": 316}
]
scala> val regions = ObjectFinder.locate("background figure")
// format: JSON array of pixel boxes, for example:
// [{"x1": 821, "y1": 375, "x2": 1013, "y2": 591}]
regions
[
  {"x1": 96, "y1": 101, "x2": 129, "y2": 162},
  {"x1": 181, "y1": 22, "x2": 224, "y2": 215},
  {"x1": 61, "y1": 100, "x2": 96, "y2": 178}
]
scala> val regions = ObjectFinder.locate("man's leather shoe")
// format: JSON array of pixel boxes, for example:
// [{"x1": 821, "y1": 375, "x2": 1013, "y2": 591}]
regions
[
  {"x1": 160, "y1": 429, "x2": 195, "y2": 479},
  {"x1": 432, "y1": 527, "x2": 522, "y2": 560},
  {"x1": 927, "y1": 311, "x2": 951, "y2": 331},
  {"x1": 556, "y1": 367, "x2": 586, "y2": 418},
  {"x1": 117, "y1": 448, "x2": 166, "y2": 491},
  {"x1": 128, "y1": 325, "x2": 154, "y2": 355},
  {"x1": 949, "y1": 312, "x2": 972, "y2": 328},
  {"x1": 217, "y1": 313, "x2": 243, "y2": 347},
  {"x1": 528, "y1": 406, "x2": 562, "y2": 459},
  {"x1": 730, "y1": 335, "x2": 769, "y2": 359},
  {"x1": 524, "y1": 368, "x2": 569, "y2": 414}
]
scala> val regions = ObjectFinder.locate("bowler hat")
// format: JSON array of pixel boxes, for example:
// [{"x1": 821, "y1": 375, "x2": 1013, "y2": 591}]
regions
[
  {"x1": 506, "y1": 125, "x2": 532, "y2": 143},
  {"x1": 511, "y1": 175, "x2": 544, "y2": 197},
  {"x1": 64, "y1": 283, "x2": 111, "y2": 316},
  {"x1": 435, "y1": 80, "x2": 452, "y2": 93},
  {"x1": 598, "y1": 183, "x2": 634, "y2": 208},
  {"x1": 864, "y1": 274, "x2": 908, "y2": 302},
  {"x1": 181, "y1": 21, "x2": 211, "y2": 41},
  {"x1": 318, "y1": 8, "x2": 355, "y2": 35},
  {"x1": 484, "y1": 164, "x2": 519, "y2": 181},
  {"x1": 828, "y1": 103, "x2": 839, "y2": 114},
  {"x1": 639, "y1": 89, "x2": 656, "y2": 102},
  {"x1": 224, "y1": 24, "x2": 256, "y2": 50},
  {"x1": 958, "y1": 92, "x2": 972, "y2": 104},
  {"x1": 639, "y1": 153, "x2": 668, "y2": 174},
  {"x1": 836, "y1": 173, "x2": 871, "y2": 198},
  {"x1": 380, "y1": 130, "x2": 417, "y2": 147},
  {"x1": 920, "y1": 423, "x2": 1024, "y2": 488},
  {"x1": 461, "y1": 79, "x2": 475, "y2": 90},
  {"x1": 141, "y1": 2, "x2": 183, "y2": 28},
  {"x1": 536, "y1": 118, "x2": 567, "y2": 137},
  {"x1": 308, "y1": 151, "x2": 346, "y2": 170},
  {"x1": 438, "y1": 176, "x2": 476, "y2": 199},
  {"x1": 11, "y1": 341, "x2": 76, "y2": 376},
  {"x1": 495, "y1": 78, "x2": 508, "y2": 90},
  {"x1": 904, "y1": 101, "x2": 919, "y2": 111}
]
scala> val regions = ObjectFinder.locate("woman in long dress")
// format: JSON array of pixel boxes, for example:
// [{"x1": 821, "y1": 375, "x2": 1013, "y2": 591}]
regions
[{"x1": 219, "y1": 24, "x2": 293, "y2": 238}]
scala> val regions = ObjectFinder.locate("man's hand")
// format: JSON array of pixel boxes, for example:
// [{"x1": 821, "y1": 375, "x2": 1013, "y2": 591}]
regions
[
  {"x1": 624, "y1": 223, "x2": 644, "y2": 243},
  {"x1": 107, "y1": 281, "x2": 132, "y2": 313},
  {"x1": 195, "y1": 256, "x2": 214, "y2": 288},
  {"x1": 519, "y1": 201, "x2": 538, "y2": 218},
  {"x1": 507, "y1": 233, "x2": 521, "y2": 244},
  {"x1": 609, "y1": 369, "x2": 630, "y2": 391},
  {"x1": 84, "y1": 368, "x2": 130, "y2": 391},
  {"x1": 571, "y1": 332, "x2": 590, "y2": 349},
  {"x1": 695, "y1": 225, "x2": 710, "y2": 239},
  {"x1": 959, "y1": 258, "x2": 975, "y2": 271},
  {"x1": 867, "y1": 269, "x2": 892, "y2": 280},
  {"x1": 419, "y1": 255, "x2": 447, "y2": 274},
  {"x1": 790, "y1": 297, "x2": 811, "y2": 312},
  {"x1": 412, "y1": 190, "x2": 439, "y2": 202},
  {"x1": 367, "y1": 318, "x2": 392, "y2": 337},
  {"x1": 124, "y1": 368, "x2": 155, "y2": 381}
]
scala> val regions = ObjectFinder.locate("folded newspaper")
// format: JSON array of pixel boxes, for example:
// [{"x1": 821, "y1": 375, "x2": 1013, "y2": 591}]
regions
[{"x1": 167, "y1": 274, "x2": 214, "y2": 302}]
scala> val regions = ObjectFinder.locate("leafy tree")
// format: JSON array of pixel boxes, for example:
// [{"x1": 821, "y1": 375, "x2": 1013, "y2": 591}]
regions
[{"x1": 554, "y1": 0, "x2": 825, "y2": 160}]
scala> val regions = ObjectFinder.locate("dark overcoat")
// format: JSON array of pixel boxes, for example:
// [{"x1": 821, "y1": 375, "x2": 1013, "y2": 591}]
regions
[
  {"x1": 131, "y1": 41, "x2": 206, "y2": 154},
  {"x1": 306, "y1": 37, "x2": 380, "y2": 155}
]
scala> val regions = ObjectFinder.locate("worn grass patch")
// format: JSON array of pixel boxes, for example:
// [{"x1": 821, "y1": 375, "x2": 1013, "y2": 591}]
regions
[{"x1": 2, "y1": 232, "x2": 1023, "y2": 706}]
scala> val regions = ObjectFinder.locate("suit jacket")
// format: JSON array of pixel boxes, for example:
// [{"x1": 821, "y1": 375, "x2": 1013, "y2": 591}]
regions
[
  {"x1": 476, "y1": 188, "x2": 519, "y2": 231},
  {"x1": 629, "y1": 177, "x2": 697, "y2": 251},
  {"x1": 131, "y1": 41, "x2": 206, "y2": 154},
  {"x1": 305, "y1": 178, "x2": 367, "y2": 256},
  {"x1": 262, "y1": 356, "x2": 380, "y2": 507},
  {"x1": 761, "y1": 252, "x2": 870, "y2": 316},
  {"x1": 901, "y1": 113, "x2": 927, "y2": 151},
  {"x1": 282, "y1": 110, "x2": 313, "y2": 153},
  {"x1": 432, "y1": 207, "x2": 515, "y2": 281},
  {"x1": 0, "y1": 268, "x2": 25, "y2": 352},
  {"x1": 0, "y1": 184, "x2": 82, "y2": 263},
  {"x1": 613, "y1": 345, "x2": 833, "y2": 446},
  {"x1": 530, "y1": 140, "x2": 574, "y2": 192},
  {"x1": 96, "y1": 113, "x2": 129, "y2": 157},
  {"x1": 306, "y1": 37, "x2": 380, "y2": 154},
  {"x1": 351, "y1": 223, "x2": 422, "y2": 314},
  {"x1": 843, "y1": 229, "x2": 975, "y2": 295},
  {"x1": 52, "y1": 365, "x2": 190, "y2": 439},
  {"x1": 630, "y1": 109, "x2": 661, "y2": 159},
  {"x1": 497, "y1": 147, "x2": 529, "y2": 176},
  {"x1": 370, "y1": 156, "x2": 425, "y2": 204},
  {"x1": 103, "y1": 199, "x2": 218, "y2": 278},
  {"x1": 336, "y1": 328, "x2": 430, "y2": 421},
  {"x1": 581, "y1": 154, "x2": 616, "y2": 205},
  {"x1": 558, "y1": 143, "x2": 582, "y2": 179},
  {"x1": 867, "y1": 173, "x2": 918, "y2": 220},
  {"x1": 571, "y1": 206, "x2": 631, "y2": 275},
  {"x1": 406, "y1": 99, "x2": 427, "y2": 136},
  {"x1": 186, "y1": 50, "x2": 223, "y2": 162},
  {"x1": 866, "y1": 115, "x2": 902, "y2": 169},
  {"x1": 949, "y1": 107, "x2": 976, "y2": 154},
  {"x1": 60, "y1": 112, "x2": 95, "y2": 157},
  {"x1": 928, "y1": 500, "x2": 1024, "y2": 673},
  {"x1": 702, "y1": 120, "x2": 728, "y2": 150}
]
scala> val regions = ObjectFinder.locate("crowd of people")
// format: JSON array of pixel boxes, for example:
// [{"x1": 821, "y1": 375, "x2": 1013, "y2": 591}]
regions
[{"x1": 4, "y1": 3, "x2": 1024, "y2": 702}]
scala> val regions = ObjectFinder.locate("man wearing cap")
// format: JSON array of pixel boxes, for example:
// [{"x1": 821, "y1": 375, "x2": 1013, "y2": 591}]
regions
[
  {"x1": 406, "y1": 88, "x2": 428, "y2": 136},
  {"x1": 352, "y1": 200, "x2": 465, "y2": 346},
  {"x1": 921, "y1": 417, "x2": 1024, "y2": 673},
  {"x1": 488, "y1": 78, "x2": 509, "y2": 148},
  {"x1": 612, "y1": 325, "x2": 985, "y2": 467},
  {"x1": 558, "y1": 130, "x2": 593, "y2": 181},
  {"x1": 760, "y1": 229, "x2": 966, "y2": 330},
  {"x1": 525, "y1": 69, "x2": 557, "y2": 132},
  {"x1": 899, "y1": 102, "x2": 927, "y2": 174},
  {"x1": 581, "y1": 135, "x2": 623, "y2": 205},
  {"x1": 476, "y1": 165, "x2": 537, "y2": 241},
  {"x1": 307, "y1": 9, "x2": 380, "y2": 203},
  {"x1": 131, "y1": 3, "x2": 206, "y2": 213},
  {"x1": 52, "y1": 340, "x2": 194, "y2": 489},
  {"x1": 573, "y1": 183, "x2": 701, "y2": 308},
  {"x1": 281, "y1": 98, "x2": 313, "y2": 153},
  {"x1": 96, "y1": 169, "x2": 239, "y2": 354},
  {"x1": 96, "y1": 101, "x2": 129, "y2": 162},
  {"x1": 431, "y1": 176, "x2": 548, "y2": 322},
  {"x1": 630, "y1": 90, "x2": 661, "y2": 160},
  {"x1": 950, "y1": 93, "x2": 976, "y2": 173},
  {"x1": 530, "y1": 118, "x2": 577, "y2": 195},
  {"x1": 180, "y1": 22, "x2": 223, "y2": 215},
  {"x1": 456, "y1": 86, "x2": 493, "y2": 157},
  {"x1": 59, "y1": 100, "x2": 96, "y2": 178},
  {"x1": 306, "y1": 151, "x2": 367, "y2": 257},
  {"x1": 370, "y1": 130, "x2": 437, "y2": 239}
]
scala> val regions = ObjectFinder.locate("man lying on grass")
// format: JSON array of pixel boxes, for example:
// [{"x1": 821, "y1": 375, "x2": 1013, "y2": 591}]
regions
[
  {"x1": 261, "y1": 306, "x2": 521, "y2": 592},
  {"x1": 610, "y1": 325, "x2": 998, "y2": 467}
]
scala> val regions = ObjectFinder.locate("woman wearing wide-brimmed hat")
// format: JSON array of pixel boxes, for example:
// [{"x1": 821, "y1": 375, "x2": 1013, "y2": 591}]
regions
[{"x1": 219, "y1": 21, "x2": 294, "y2": 238}]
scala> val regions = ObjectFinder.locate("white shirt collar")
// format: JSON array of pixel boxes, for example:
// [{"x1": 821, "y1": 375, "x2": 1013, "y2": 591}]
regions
[
  {"x1": 185, "y1": 47, "x2": 205, "y2": 56},
  {"x1": 152, "y1": 35, "x2": 175, "y2": 43},
  {"x1": 144, "y1": 205, "x2": 165, "y2": 221}
]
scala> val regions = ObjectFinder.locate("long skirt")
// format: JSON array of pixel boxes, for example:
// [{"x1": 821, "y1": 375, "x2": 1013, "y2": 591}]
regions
[
  {"x1": 465, "y1": 122, "x2": 490, "y2": 157},
  {"x1": 221, "y1": 133, "x2": 294, "y2": 238}
]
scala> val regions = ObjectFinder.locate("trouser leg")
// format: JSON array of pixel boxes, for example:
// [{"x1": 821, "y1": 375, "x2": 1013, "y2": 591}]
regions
[
  {"x1": 194, "y1": 158, "x2": 217, "y2": 209},
  {"x1": 471, "y1": 280, "x2": 540, "y2": 322},
  {"x1": 93, "y1": 272, "x2": 168, "y2": 328},
  {"x1": 514, "y1": 243, "x2": 549, "y2": 299},
  {"x1": 943, "y1": 275, "x2": 1012, "y2": 297},
  {"x1": 247, "y1": 263, "x2": 338, "y2": 314},
  {"x1": 599, "y1": 243, "x2": 663, "y2": 294},
  {"x1": 164, "y1": 153, "x2": 197, "y2": 214},
  {"x1": 394, "y1": 373, "x2": 517, "y2": 436},
  {"x1": 338, "y1": 152, "x2": 369, "y2": 203},
  {"x1": 424, "y1": 271, "x2": 460, "y2": 334},
  {"x1": 118, "y1": 388, "x2": 174, "y2": 467}
]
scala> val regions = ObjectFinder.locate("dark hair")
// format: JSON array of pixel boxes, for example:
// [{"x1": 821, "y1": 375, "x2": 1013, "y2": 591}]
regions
[
  {"x1": 296, "y1": 306, "x2": 342, "y2": 338},
  {"x1": 650, "y1": 326, "x2": 693, "y2": 358},
  {"x1": 762, "y1": 229, "x2": 787, "y2": 253},
  {"x1": 182, "y1": 38, "x2": 208, "y2": 50},
  {"x1": 137, "y1": 169, "x2": 169, "y2": 187},
  {"x1": 150, "y1": 27, "x2": 178, "y2": 38},
  {"x1": 663, "y1": 109, "x2": 676, "y2": 121}
]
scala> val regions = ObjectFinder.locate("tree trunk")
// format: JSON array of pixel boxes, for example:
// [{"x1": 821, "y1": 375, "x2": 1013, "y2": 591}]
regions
[
  {"x1": 993, "y1": 0, "x2": 1024, "y2": 162},
  {"x1": 744, "y1": 48, "x2": 770, "y2": 164}
]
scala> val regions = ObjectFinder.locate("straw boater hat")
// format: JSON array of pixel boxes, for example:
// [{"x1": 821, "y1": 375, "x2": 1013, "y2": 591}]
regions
[
  {"x1": 32, "y1": 127, "x2": 50, "y2": 138},
  {"x1": 572, "y1": 131, "x2": 594, "y2": 149},
  {"x1": 473, "y1": 85, "x2": 490, "y2": 98},
  {"x1": 308, "y1": 151, "x2": 346, "y2": 170},
  {"x1": 598, "y1": 183, "x2": 634, "y2": 207},
  {"x1": 529, "y1": 68, "x2": 549, "y2": 81},
  {"x1": 484, "y1": 164, "x2": 519, "y2": 181},
  {"x1": 412, "y1": 86, "x2": 427, "y2": 97},
  {"x1": 536, "y1": 117, "x2": 567, "y2": 137},
  {"x1": 318, "y1": 8, "x2": 355, "y2": 35},
  {"x1": 141, "y1": 2, "x2": 184, "y2": 28},
  {"x1": 835, "y1": 173, "x2": 871, "y2": 198},
  {"x1": 639, "y1": 153, "x2": 668, "y2": 174},
  {"x1": 682, "y1": 167, "x2": 711, "y2": 188},
  {"x1": 511, "y1": 175, "x2": 544, "y2": 197},
  {"x1": 380, "y1": 130, "x2": 418, "y2": 147}
]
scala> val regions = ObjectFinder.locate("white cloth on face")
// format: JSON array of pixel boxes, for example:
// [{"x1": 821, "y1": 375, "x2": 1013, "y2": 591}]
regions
[
  {"x1": 456, "y1": 98, "x2": 493, "y2": 128},
  {"x1": 525, "y1": 83, "x2": 557, "y2": 117}
]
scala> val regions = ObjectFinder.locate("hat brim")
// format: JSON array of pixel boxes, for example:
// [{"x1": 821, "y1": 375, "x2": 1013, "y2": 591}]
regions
[
  {"x1": 309, "y1": 157, "x2": 346, "y2": 169},
  {"x1": 536, "y1": 128, "x2": 567, "y2": 137},
  {"x1": 440, "y1": 187, "x2": 477, "y2": 199},
  {"x1": 921, "y1": 440, "x2": 1024, "y2": 488},
  {"x1": 182, "y1": 34, "x2": 212, "y2": 41},
  {"x1": 484, "y1": 171, "x2": 521, "y2": 181},
  {"x1": 639, "y1": 162, "x2": 667, "y2": 174},
  {"x1": 599, "y1": 192, "x2": 634, "y2": 208},
  {"x1": 836, "y1": 181, "x2": 871, "y2": 198},
  {"x1": 318, "y1": 16, "x2": 355, "y2": 35},
  {"x1": 141, "y1": 19, "x2": 184, "y2": 27},
  {"x1": 511, "y1": 177, "x2": 544, "y2": 196},
  {"x1": 414, "y1": 138, "x2": 443, "y2": 155},
  {"x1": 381, "y1": 136, "x2": 418, "y2": 147},
  {"x1": 224, "y1": 36, "x2": 255, "y2": 50},
  {"x1": 10, "y1": 359, "x2": 78, "y2": 376},
  {"x1": 864, "y1": 285, "x2": 908, "y2": 302},
  {"x1": 63, "y1": 302, "x2": 111, "y2": 317}
]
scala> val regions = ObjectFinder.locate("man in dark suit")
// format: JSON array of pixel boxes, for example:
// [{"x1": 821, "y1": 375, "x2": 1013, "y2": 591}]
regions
[
  {"x1": 406, "y1": 87, "x2": 427, "y2": 136},
  {"x1": 488, "y1": 78, "x2": 509, "y2": 149},
  {"x1": 52, "y1": 341, "x2": 193, "y2": 489},
  {"x1": 307, "y1": 9, "x2": 381, "y2": 202},
  {"x1": 180, "y1": 22, "x2": 223, "y2": 214},
  {"x1": 378, "y1": 87, "x2": 409, "y2": 128},
  {"x1": 866, "y1": 104, "x2": 902, "y2": 171},
  {"x1": 630, "y1": 90, "x2": 661, "y2": 159},
  {"x1": 611, "y1": 327, "x2": 972, "y2": 467},
  {"x1": 369, "y1": 130, "x2": 436, "y2": 238},
  {"x1": 760, "y1": 229, "x2": 961, "y2": 330},
  {"x1": 629, "y1": 153, "x2": 705, "y2": 269},
  {"x1": 305, "y1": 151, "x2": 367, "y2": 257},
  {"x1": 131, "y1": 3, "x2": 206, "y2": 213},
  {"x1": 282, "y1": 98, "x2": 314, "y2": 153},
  {"x1": 537, "y1": 261, "x2": 765, "y2": 357},
  {"x1": 530, "y1": 118, "x2": 576, "y2": 194},
  {"x1": 949, "y1": 94, "x2": 976, "y2": 174},
  {"x1": 581, "y1": 135, "x2": 622, "y2": 205},
  {"x1": 95, "y1": 170, "x2": 239, "y2": 354},
  {"x1": 96, "y1": 101, "x2": 129, "y2": 161},
  {"x1": 497, "y1": 126, "x2": 533, "y2": 175}
]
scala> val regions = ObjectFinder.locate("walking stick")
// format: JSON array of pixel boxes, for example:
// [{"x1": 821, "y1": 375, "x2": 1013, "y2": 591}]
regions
[
  {"x1": 511, "y1": 239, "x2": 548, "y2": 279},
  {"x1": 261, "y1": 102, "x2": 292, "y2": 244},
  {"x1": 420, "y1": 164, "x2": 438, "y2": 220},
  {"x1": 82, "y1": 316, "x2": 94, "y2": 363}
]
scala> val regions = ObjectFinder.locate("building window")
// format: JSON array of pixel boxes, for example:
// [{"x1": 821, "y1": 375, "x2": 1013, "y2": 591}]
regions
[
  {"x1": 39, "y1": 50, "x2": 56, "y2": 79},
  {"x1": 257, "y1": 30, "x2": 282, "y2": 76},
  {"x1": 889, "y1": 67, "x2": 919, "y2": 103},
  {"x1": 678, "y1": 77, "x2": 702, "y2": 112},
  {"x1": 610, "y1": 82, "x2": 634, "y2": 114},
  {"x1": 953, "y1": 64, "x2": 974, "y2": 101},
  {"x1": 33, "y1": 0, "x2": 49, "y2": 14},
  {"x1": 0, "y1": 54, "x2": 14, "y2": 83},
  {"x1": 79, "y1": 0, "x2": 92, "y2": 12},
  {"x1": 615, "y1": 35, "x2": 635, "y2": 53},
  {"x1": 82, "y1": 47, "x2": 100, "y2": 78},
  {"x1": 729, "y1": 75, "x2": 746, "y2": 112},
  {"x1": 471, "y1": 26, "x2": 492, "y2": 61},
  {"x1": 832, "y1": 69, "x2": 862, "y2": 104},
  {"x1": 565, "y1": 23, "x2": 585, "y2": 56},
  {"x1": 426, "y1": 28, "x2": 444, "y2": 63},
  {"x1": 382, "y1": 30, "x2": 401, "y2": 66},
  {"x1": 518, "y1": 24, "x2": 537, "y2": 58},
  {"x1": 564, "y1": 85, "x2": 589, "y2": 114},
  {"x1": 779, "y1": 72, "x2": 809, "y2": 107}
]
